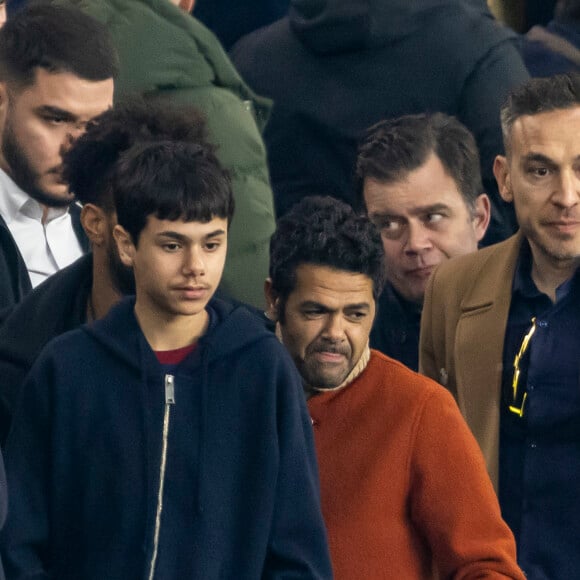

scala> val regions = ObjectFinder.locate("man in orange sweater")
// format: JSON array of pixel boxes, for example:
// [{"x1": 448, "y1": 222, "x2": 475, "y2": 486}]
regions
[{"x1": 265, "y1": 196, "x2": 525, "y2": 579}]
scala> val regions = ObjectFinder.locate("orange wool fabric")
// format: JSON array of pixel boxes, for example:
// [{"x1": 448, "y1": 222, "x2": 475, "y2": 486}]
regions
[{"x1": 308, "y1": 350, "x2": 524, "y2": 580}]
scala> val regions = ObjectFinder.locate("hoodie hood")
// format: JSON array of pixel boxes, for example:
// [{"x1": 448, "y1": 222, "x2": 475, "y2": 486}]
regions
[
  {"x1": 83, "y1": 296, "x2": 273, "y2": 516},
  {"x1": 290, "y1": 0, "x2": 496, "y2": 54},
  {"x1": 84, "y1": 296, "x2": 271, "y2": 373}
]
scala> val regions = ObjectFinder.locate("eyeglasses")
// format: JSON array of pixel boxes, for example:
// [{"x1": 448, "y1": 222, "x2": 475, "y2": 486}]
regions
[{"x1": 509, "y1": 317, "x2": 536, "y2": 418}]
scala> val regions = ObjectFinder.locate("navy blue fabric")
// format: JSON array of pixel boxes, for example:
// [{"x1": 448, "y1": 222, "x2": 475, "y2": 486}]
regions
[
  {"x1": 523, "y1": 19, "x2": 580, "y2": 77},
  {"x1": 195, "y1": 0, "x2": 289, "y2": 50},
  {"x1": 0, "y1": 256, "x2": 271, "y2": 448},
  {"x1": 2, "y1": 297, "x2": 332, "y2": 579},
  {"x1": 500, "y1": 241, "x2": 580, "y2": 579},
  {"x1": 370, "y1": 283, "x2": 421, "y2": 371},
  {"x1": 4, "y1": 0, "x2": 26, "y2": 17}
]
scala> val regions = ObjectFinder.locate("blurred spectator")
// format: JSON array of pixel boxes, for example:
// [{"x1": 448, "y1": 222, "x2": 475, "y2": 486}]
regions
[
  {"x1": 232, "y1": 0, "x2": 530, "y2": 246},
  {"x1": 523, "y1": 0, "x2": 580, "y2": 76}
]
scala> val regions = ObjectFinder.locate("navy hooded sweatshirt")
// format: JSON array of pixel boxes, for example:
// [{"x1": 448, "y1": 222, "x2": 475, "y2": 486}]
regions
[{"x1": 2, "y1": 298, "x2": 332, "y2": 579}]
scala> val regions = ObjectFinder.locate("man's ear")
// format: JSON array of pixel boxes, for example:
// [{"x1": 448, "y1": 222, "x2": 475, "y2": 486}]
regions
[
  {"x1": 264, "y1": 278, "x2": 279, "y2": 322},
  {"x1": 472, "y1": 193, "x2": 492, "y2": 243},
  {"x1": 493, "y1": 155, "x2": 513, "y2": 203},
  {"x1": 113, "y1": 224, "x2": 136, "y2": 268},
  {"x1": 80, "y1": 204, "x2": 107, "y2": 247}
]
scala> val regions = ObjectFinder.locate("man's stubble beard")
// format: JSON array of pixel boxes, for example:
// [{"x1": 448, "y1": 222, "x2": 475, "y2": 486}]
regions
[{"x1": 2, "y1": 113, "x2": 71, "y2": 208}]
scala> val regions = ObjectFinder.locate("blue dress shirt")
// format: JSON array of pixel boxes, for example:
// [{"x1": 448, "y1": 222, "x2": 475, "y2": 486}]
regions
[{"x1": 500, "y1": 241, "x2": 580, "y2": 579}]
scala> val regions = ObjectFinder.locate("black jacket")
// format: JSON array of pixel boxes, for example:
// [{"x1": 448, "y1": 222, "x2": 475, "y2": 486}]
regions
[
  {"x1": 0, "y1": 203, "x2": 89, "y2": 322},
  {"x1": 370, "y1": 283, "x2": 422, "y2": 372},
  {"x1": 0, "y1": 254, "x2": 92, "y2": 445},
  {"x1": 232, "y1": 0, "x2": 530, "y2": 245}
]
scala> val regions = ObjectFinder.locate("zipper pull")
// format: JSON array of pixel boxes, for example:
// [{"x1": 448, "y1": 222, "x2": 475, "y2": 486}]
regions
[{"x1": 165, "y1": 374, "x2": 175, "y2": 405}]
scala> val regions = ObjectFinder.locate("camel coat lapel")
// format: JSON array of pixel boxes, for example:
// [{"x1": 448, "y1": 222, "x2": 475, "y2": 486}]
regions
[{"x1": 454, "y1": 233, "x2": 522, "y2": 488}]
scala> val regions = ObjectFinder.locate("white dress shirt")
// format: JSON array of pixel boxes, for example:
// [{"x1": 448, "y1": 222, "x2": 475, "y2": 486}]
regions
[{"x1": 0, "y1": 169, "x2": 83, "y2": 288}]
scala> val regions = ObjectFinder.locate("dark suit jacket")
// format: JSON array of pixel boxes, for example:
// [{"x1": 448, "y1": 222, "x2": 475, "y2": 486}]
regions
[
  {"x1": 0, "y1": 203, "x2": 88, "y2": 323},
  {"x1": 419, "y1": 233, "x2": 523, "y2": 489}
]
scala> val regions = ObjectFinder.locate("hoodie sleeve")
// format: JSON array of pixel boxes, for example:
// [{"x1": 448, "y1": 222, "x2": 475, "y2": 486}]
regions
[
  {"x1": 262, "y1": 352, "x2": 333, "y2": 579},
  {"x1": 1, "y1": 351, "x2": 54, "y2": 580}
]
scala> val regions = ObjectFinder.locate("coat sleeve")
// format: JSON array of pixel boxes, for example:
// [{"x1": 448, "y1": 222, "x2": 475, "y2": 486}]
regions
[
  {"x1": 262, "y1": 352, "x2": 333, "y2": 579},
  {"x1": 408, "y1": 386, "x2": 524, "y2": 579},
  {"x1": 1, "y1": 353, "x2": 54, "y2": 580}
]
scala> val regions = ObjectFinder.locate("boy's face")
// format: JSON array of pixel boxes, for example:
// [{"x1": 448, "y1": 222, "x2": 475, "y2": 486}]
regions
[{"x1": 115, "y1": 215, "x2": 228, "y2": 319}]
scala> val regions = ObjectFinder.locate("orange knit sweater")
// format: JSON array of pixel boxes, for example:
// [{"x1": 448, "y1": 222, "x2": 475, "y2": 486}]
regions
[{"x1": 308, "y1": 350, "x2": 524, "y2": 579}]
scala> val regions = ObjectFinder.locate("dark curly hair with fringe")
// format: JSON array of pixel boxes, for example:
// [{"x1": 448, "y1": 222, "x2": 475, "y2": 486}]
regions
[
  {"x1": 63, "y1": 97, "x2": 212, "y2": 213},
  {"x1": 112, "y1": 139, "x2": 233, "y2": 245},
  {"x1": 269, "y1": 196, "x2": 385, "y2": 321}
]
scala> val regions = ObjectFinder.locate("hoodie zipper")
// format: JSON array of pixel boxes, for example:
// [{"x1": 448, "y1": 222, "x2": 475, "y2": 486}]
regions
[{"x1": 147, "y1": 374, "x2": 175, "y2": 580}]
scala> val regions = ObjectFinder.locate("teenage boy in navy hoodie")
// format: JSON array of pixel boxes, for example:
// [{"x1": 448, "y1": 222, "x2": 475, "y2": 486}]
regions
[{"x1": 1, "y1": 138, "x2": 332, "y2": 579}]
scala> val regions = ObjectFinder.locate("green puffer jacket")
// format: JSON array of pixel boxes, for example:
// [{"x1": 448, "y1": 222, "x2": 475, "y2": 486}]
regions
[{"x1": 63, "y1": 0, "x2": 275, "y2": 309}]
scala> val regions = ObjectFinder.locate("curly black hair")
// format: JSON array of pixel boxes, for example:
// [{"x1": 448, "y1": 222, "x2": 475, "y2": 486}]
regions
[
  {"x1": 112, "y1": 139, "x2": 233, "y2": 245},
  {"x1": 269, "y1": 196, "x2": 385, "y2": 319},
  {"x1": 63, "y1": 97, "x2": 212, "y2": 212}
]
